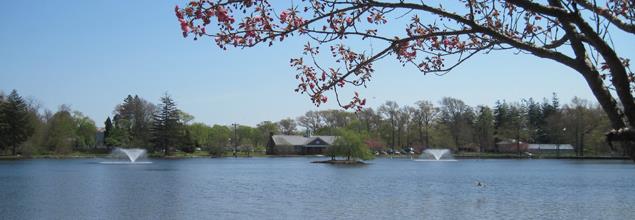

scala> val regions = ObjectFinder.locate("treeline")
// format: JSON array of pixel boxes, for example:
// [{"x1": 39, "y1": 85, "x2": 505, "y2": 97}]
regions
[
  {"x1": 291, "y1": 94, "x2": 613, "y2": 156},
  {"x1": 102, "y1": 94, "x2": 281, "y2": 156},
  {"x1": 0, "y1": 89, "x2": 618, "y2": 156},
  {"x1": 0, "y1": 90, "x2": 97, "y2": 155}
]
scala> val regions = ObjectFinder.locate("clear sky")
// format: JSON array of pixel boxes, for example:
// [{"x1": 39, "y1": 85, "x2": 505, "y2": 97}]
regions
[{"x1": 1, "y1": 0, "x2": 632, "y2": 127}]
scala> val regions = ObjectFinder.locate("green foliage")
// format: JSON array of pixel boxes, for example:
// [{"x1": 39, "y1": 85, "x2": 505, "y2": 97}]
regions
[
  {"x1": 328, "y1": 129, "x2": 373, "y2": 161},
  {"x1": 207, "y1": 125, "x2": 230, "y2": 147},
  {"x1": 112, "y1": 95, "x2": 155, "y2": 148},
  {"x1": 278, "y1": 118, "x2": 297, "y2": 135},
  {"x1": 104, "y1": 117, "x2": 113, "y2": 147},
  {"x1": 151, "y1": 93, "x2": 181, "y2": 155},
  {"x1": 187, "y1": 123, "x2": 212, "y2": 147},
  {"x1": 256, "y1": 120, "x2": 279, "y2": 145},
  {"x1": 0, "y1": 88, "x2": 618, "y2": 157},
  {"x1": 0, "y1": 90, "x2": 34, "y2": 155},
  {"x1": 73, "y1": 111, "x2": 97, "y2": 149},
  {"x1": 46, "y1": 107, "x2": 76, "y2": 154},
  {"x1": 439, "y1": 97, "x2": 474, "y2": 149},
  {"x1": 105, "y1": 127, "x2": 129, "y2": 147}
]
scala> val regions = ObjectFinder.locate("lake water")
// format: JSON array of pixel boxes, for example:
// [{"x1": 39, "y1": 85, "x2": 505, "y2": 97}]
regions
[{"x1": 1, "y1": 157, "x2": 634, "y2": 219}]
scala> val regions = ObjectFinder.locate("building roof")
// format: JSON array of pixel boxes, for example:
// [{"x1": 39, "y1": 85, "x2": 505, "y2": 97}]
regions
[
  {"x1": 527, "y1": 144, "x2": 574, "y2": 150},
  {"x1": 271, "y1": 135, "x2": 337, "y2": 147},
  {"x1": 496, "y1": 139, "x2": 526, "y2": 145}
]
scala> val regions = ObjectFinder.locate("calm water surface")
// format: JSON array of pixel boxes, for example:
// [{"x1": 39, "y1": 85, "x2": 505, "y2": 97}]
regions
[{"x1": 0, "y1": 158, "x2": 634, "y2": 219}]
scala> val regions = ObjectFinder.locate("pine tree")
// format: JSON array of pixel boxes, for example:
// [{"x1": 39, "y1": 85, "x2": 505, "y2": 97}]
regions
[
  {"x1": 104, "y1": 117, "x2": 113, "y2": 148},
  {"x1": 0, "y1": 94, "x2": 6, "y2": 152},
  {"x1": 151, "y1": 93, "x2": 181, "y2": 156},
  {"x1": 1, "y1": 90, "x2": 34, "y2": 155}
]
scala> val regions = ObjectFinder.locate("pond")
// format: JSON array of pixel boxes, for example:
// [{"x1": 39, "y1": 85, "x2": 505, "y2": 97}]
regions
[{"x1": 1, "y1": 158, "x2": 634, "y2": 219}]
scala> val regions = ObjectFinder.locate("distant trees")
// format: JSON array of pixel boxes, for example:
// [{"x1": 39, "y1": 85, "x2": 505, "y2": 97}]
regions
[
  {"x1": 284, "y1": 95, "x2": 615, "y2": 155},
  {"x1": 0, "y1": 90, "x2": 34, "y2": 155},
  {"x1": 0, "y1": 87, "x2": 619, "y2": 157}
]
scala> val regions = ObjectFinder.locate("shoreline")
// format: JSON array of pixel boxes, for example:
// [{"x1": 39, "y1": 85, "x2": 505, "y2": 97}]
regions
[{"x1": 1, "y1": 154, "x2": 630, "y2": 161}]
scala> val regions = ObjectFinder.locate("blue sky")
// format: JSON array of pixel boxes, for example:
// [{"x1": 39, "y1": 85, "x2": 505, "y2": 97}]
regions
[{"x1": 1, "y1": 0, "x2": 631, "y2": 127}]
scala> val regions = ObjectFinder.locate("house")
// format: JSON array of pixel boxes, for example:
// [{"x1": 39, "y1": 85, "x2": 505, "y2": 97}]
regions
[
  {"x1": 266, "y1": 134, "x2": 337, "y2": 155},
  {"x1": 528, "y1": 144, "x2": 575, "y2": 153},
  {"x1": 495, "y1": 139, "x2": 528, "y2": 153}
]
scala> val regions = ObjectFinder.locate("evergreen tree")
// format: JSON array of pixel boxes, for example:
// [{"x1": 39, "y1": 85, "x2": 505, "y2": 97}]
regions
[
  {"x1": 474, "y1": 106, "x2": 494, "y2": 152},
  {"x1": 524, "y1": 98, "x2": 544, "y2": 143},
  {"x1": 0, "y1": 94, "x2": 6, "y2": 152},
  {"x1": 0, "y1": 90, "x2": 34, "y2": 155},
  {"x1": 113, "y1": 94, "x2": 155, "y2": 148},
  {"x1": 151, "y1": 93, "x2": 181, "y2": 156},
  {"x1": 104, "y1": 117, "x2": 113, "y2": 148}
]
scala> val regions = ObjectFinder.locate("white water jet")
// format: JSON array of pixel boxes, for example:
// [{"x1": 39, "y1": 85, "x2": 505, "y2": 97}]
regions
[
  {"x1": 425, "y1": 149, "x2": 450, "y2": 160},
  {"x1": 414, "y1": 149, "x2": 457, "y2": 161},
  {"x1": 101, "y1": 148, "x2": 151, "y2": 164}
]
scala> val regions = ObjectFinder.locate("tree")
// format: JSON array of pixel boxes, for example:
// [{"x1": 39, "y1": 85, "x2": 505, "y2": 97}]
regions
[
  {"x1": 378, "y1": 101, "x2": 399, "y2": 149},
  {"x1": 46, "y1": 105, "x2": 76, "y2": 154},
  {"x1": 356, "y1": 108, "x2": 381, "y2": 134},
  {"x1": 151, "y1": 93, "x2": 181, "y2": 156},
  {"x1": 278, "y1": 118, "x2": 297, "y2": 135},
  {"x1": 508, "y1": 103, "x2": 528, "y2": 156},
  {"x1": 113, "y1": 95, "x2": 155, "y2": 148},
  {"x1": 0, "y1": 90, "x2": 34, "y2": 155},
  {"x1": 104, "y1": 117, "x2": 114, "y2": 148},
  {"x1": 208, "y1": 124, "x2": 231, "y2": 156},
  {"x1": 563, "y1": 97, "x2": 603, "y2": 156},
  {"x1": 439, "y1": 97, "x2": 474, "y2": 150},
  {"x1": 297, "y1": 111, "x2": 322, "y2": 135},
  {"x1": 187, "y1": 122, "x2": 212, "y2": 147},
  {"x1": 256, "y1": 121, "x2": 279, "y2": 145},
  {"x1": 413, "y1": 100, "x2": 438, "y2": 148},
  {"x1": 474, "y1": 106, "x2": 495, "y2": 152},
  {"x1": 524, "y1": 98, "x2": 545, "y2": 143},
  {"x1": 73, "y1": 111, "x2": 97, "y2": 150},
  {"x1": 177, "y1": 0, "x2": 635, "y2": 159},
  {"x1": 20, "y1": 99, "x2": 48, "y2": 155},
  {"x1": 397, "y1": 106, "x2": 415, "y2": 148},
  {"x1": 328, "y1": 129, "x2": 373, "y2": 161}
]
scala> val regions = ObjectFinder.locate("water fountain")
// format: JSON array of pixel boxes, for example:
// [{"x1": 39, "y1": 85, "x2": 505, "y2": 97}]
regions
[
  {"x1": 100, "y1": 148, "x2": 151, "y2": 164},
  {"x1": 414, "y1": 149, "x2": 457, "y2": 161}
]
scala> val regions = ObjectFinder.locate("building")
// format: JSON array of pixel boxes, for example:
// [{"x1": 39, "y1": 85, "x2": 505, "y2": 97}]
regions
[
  {"x1": 495, "y1": 139, "x2": 528, "y2": 153},
  {"x1": 527, "y1": 144, "x2": 575, "y2": 153},
  {"x1": 266, "y1": 134, "x2": 337, "y2": 155}
]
